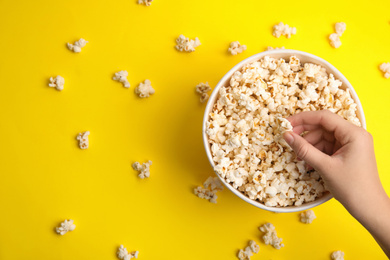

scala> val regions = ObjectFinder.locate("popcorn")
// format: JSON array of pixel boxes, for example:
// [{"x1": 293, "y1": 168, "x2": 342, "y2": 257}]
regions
[
  {"x1": 175, "y1": 34, "x2": 201, "y2": 52},
  {"x1": 49, "y1": 75, "x2": 65, "y2": 91},
  {"x1": 259, "y1": 223, "x2": 284, "y2": 249},
  {"x1": 206, "y1": 55, "x2": 361, "y2": 207},
  {"x1": 331, "y1": 250, "x2": 344, "y2": 260},
  {"x1": 228, "y1": 41, "x2": 247, "y2": 55},
  {"x1": 67, "y1": 38, "x2": 88, "y2": 53},
  {"x1": 113, "y1": 71, "x2": 130, "y2": 88},
  {"x1": 77, "y1": 131, "x2": 90, "y2": 149},
  {"x1": 55, "y1": 219, "x2": 76, "y2": 235},
  {"x1": 267, "y1": 46, "x2": 285, "y2": 51},
  {"x1": 329, "y1": 22, "x2": 346, "y2": 48},
  {"x1": 194, "y1": 176, "x2": 224, "y2": 203},
  {"x1": 132, "y1": 160, "x2": 152, "y2": 179},
  {"x1": 237, "y1": 240, "x2": 259, "y2": 260},
  {"x1": 300, "y1": 210, "x2": 316, "y2": 224},
  {"x1": 272, "y1": 22, "x2": 296, "y2": 38},
  {"x1": 196, "y1": 82, "x2": 212, "y2": 103},
  {"x1": 117, "y1": 245, "x2": 139, "y2": 260},
  {"x1": 135, "y1": 79, "x2": 155, "y2": 98},
  {"x1": 137, "y1": 0, "x2": 153, "y2": 6},
  {"x1": 380, "y1": 62, "x2": 390, "y2": 78}
]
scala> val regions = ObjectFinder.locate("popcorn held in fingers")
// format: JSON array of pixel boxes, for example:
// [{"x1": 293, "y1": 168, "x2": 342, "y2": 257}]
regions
[
  {"x1": 276, "y1": 117, "x2": 293, "y2": 134},
  {"x1": 117, "y1": 245, "x2": 139, "y2": 260},
  {"x1": 55, "y1": 219, "x2": 76, "y2": 235},
  {"x1": 331, "y1": 250, "x2": 344, "y2": 260},
  {"x1": 380, "y1": 62, "x2": 390, "y2": 78},
  {"x1": 206, "y1": 55, "x2": 361, "y2": 207},
  {"x1": 195, "y1": 82, "x2": 212, "y2": 103},
  {"x1": 135, "y1": 79, "x2": 155, "y2": 98},
  {"x1": 194, "y1": 176, "x2": 223, "y2": 203},
  {"x1": 259, "y1": 223, "x2": 284, "y2": 249},
  {"x1": 77, "y1": 131, "x2": 90, "y2": 149},
  {"x1": 113, "y1": 71, "x2": 130, "y2": 88},
  {"x1": 137, "y1": 0, "x2": 153, "y2": 6},
  {"x1": 272, "y1": 22, "x2": 296, "y2": 38},
  {"x1": 329, "y1": 22, "x2": 346, "y2": 48},
  {"x1": 228, "y1": 41, "x2": 247, "y2": 55},
  {"x1": 300, "y1": 210, "x2": 316, "y2": 224},
  {"x1": 267, "y1": 46, "x2": 285, "y2": 51},
  {"x1": 175, "y1": 34, "x2": 201, "y2": 52},
  {"x1": 48, "y1": 75, "x2": 65, "y2": 91},
  {"x1": 67, "y1": 38, "x2": 88, "y2": 53},
  {"x1": 237, "y1": 240, "x2": 260, "y2": 260},
  {"x1": 132, "y1": 160, "x2": 152, "y2": 179}
]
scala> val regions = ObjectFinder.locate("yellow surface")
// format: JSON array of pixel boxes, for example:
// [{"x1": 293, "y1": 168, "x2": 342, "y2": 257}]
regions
[{"x1": 0, "y1": 0, "x2": 389, "y2": 259}]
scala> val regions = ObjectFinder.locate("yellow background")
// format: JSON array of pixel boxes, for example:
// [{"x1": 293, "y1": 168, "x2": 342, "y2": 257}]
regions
[{"x1": 0, "y1": 0, "x2": 389, "y2": 259}]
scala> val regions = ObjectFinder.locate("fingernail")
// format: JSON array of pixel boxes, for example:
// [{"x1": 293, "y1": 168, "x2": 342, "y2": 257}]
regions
[{"x1": 283, "y1": 131, "x2": 294, "y2": 145}]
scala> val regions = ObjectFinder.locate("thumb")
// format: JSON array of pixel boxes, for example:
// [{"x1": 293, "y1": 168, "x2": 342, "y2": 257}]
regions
[{"x1": 283, "y1": 131, "x2": 330, "y2": 171}]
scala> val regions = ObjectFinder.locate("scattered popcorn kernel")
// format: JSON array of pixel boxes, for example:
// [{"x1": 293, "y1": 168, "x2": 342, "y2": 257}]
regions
[
  {"x1": 175, "y1": 34, "x2": 201, "y2": 52},
  {"x1": 207, "y1": 55, "x2": 361, "y2": 207},
  {"x1": 48, "y1": 75, "x2": 65, "y2": 91},
  {"x1": 135, "y1": 79, "x2": 155, "y2": 98},
  {"x1": 196, "y1": 82, "x2": 212, "y2": 103},
  {"x1": 329, "y1": 22, "x2": 346, "y2": 48},
  {"x1": 132, "y1": 160, "x2": 152, "y2": 179},
  {"x1": 67, "y1": 38, "x2": 88, "y2": 53},
  {"x1": 137, "y1": 0, "x2": 153, "y2": 6},
  {"x1": 117, "y1": 245, "x2": 139, "y2": 260},
  {"x1": 335, "y1": 22, "x2": 346, "y2": 36},
  {"x1": 300, "y1": 210, "x2": 316, "y2": 224},
  {"x1": 194, "y1": 176, "x2": 223, "y2": 203},
  {"x1": 331, "y1": 250, "x2": 344, "y2": 260},
  {"x1": 272, "y1": 22, "x2": 296, "y2": 38},
  {"x1": 228, "y1": 41, "x2": 247, "y2": 55},
  {"x1": 380, "y1": 63, "x2": 390, "y2": 78},
  {"x1": 267, "y1": 46, "x2": 285, "y2": 51},
  {"x1": 259, "y1": 223, "x2": 284, "y2": 249},
  {"x1": 113, "y1": 71, "x2": 130, "y2": 88},
  {"x1": 77, "y1": 131, "x2": 90, "y2": 149},
  {"x1": 55, "y1": 219, "x2": 76, "y2": 235},
  {"x1": 237, "y1": 240, "x2": 259, "y2": 260}
]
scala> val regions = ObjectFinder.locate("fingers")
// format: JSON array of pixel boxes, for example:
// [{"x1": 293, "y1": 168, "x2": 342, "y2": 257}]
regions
[
  {"x1": 287, "y1": 110, "x2": 359, "y2": 145},
  {"x1": 303, "y1": 129, "x2": 335, "y2": 145},
  {"x1": 283, "y1": 131, "x2": 331, "y2": 173}
]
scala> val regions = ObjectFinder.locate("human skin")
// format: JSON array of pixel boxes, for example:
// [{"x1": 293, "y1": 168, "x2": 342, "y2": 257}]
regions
[{"x1": 282, "y1": 110, "x2": 390, "y2": 258}]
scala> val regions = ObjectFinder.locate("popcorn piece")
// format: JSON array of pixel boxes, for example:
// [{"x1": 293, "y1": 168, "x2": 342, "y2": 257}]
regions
[
  {"x1": 272, "y1": 22, "x2": 296, "y2": 38},
  {"x1": 237, "y1": 240, "x2": 259, "y2": 260},
  {"x1": 335, "y1": 22, "x2": 346, "y2": 36},
  {"x1": 113, "y1": 71, "x2": 130, "y2": 88},
  {"x1": 329, "y1": 33, "x2": 342, "y2": 48},
  {"x1": 77, "y1": 131, "x2": 90, "y2": 149},
  {"x1": 267, "y1": 46, "x2": 285, "y2": 51},
  {"x1": 329, "y1": 22, "x2": 346, "y2": 48},
  {"x1": 194, "y1": 176, "x2": 223, "y2": 203},
  {"x1": 137, "y1": 0, "x2": 153, "y2": 6},
  {"x1": 300, "y1": 210, "x2": 316, "y2": 224},
  {"x1": 380, "y1": 62, "x2": 390, "y2": 78},
  {"x1": 207, "y1": 55, "x2": 361, "y2": 207},
  {"x1": 331, "y1": 250, "x2": 344, "y2": 260},
  {"x1": 175, "y1": 34, "x2": 201, "y2": 52},
  {"x1": 228, "y1": 41, "x2": 247, "y2": 55},
  {"x1": 55, "y1": 219, "x2": 76, "y2": 235},
  {"x1": 117, "y1": 245, "x2": 139, "y2": 260},
  {"x1": 67, "y1": 38, "x2": 88, "y2": 53},
  {"x1": 135, "y1": 79, "x2": 155, "y2": 98},
  {"x1": 259, "y1": 223, "x2": 284, "y2": 249},
  {"x1": 196, "y1": 82, "x2": 212, "y2": 103},
  {"x1": 276, "y1": 117, "x2": 293, "y2": 134},
  {"x1": 48, "y1": 75, "x2": 65, "y2": 91},
  {"x1": 132, "y1": 160, "x2": 152, "y2": 179}
]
